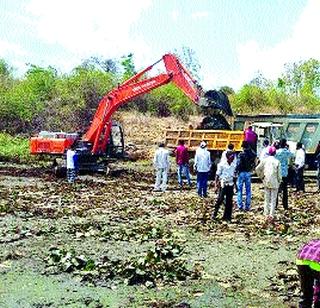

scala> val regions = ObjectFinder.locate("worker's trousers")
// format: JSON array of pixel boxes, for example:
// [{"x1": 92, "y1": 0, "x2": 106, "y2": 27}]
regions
[
  {"x1": 67, "y1": 168, "x2": 76, "y2": 183},
  {"x1": 155, "y1": 168, "x2": 168, "y2": 191},
  {"x1": 213, "y1": 185, "x2": 234, "y2": 221},
  {"x1": 264, "y1": 187, "x2": 278, "y2": 217},
  {"x1": 237, "y1": 172, "x2": 251, "y2": 210},
  {"x1": 196, "y1": 172, "x2": 209, "y2": 197},
  {"x1": 295, "y1": 166, "x2": 305, "y2": 192},
  {"x1": 297, "y1": 264, "x2": 320, "y2": 308},
  {"x1": 277, "y1": 177, "x2": 288, "y2": 210},
  {"x1": 177, "y1": 164, "x2": 191, "y2": 187}
]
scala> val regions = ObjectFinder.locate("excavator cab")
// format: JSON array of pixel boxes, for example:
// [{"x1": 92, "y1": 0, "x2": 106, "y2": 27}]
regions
[
  {"x1": 106, "y1": 121, "x2": 125, "y2": 158},
  {"x1": 73, "y1": 121, "x2": 125, "y2": 174}
]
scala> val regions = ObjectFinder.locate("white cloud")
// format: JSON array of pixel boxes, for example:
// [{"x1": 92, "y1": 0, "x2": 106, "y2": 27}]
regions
[
  {"x1": 0, "y1": 39, "x2": 26, "y2": 57},
  {"x1": 236, "y1": 0, "x2": 320, "y2": 88},
  {"x1": 191, "y1": 11, "x2": 209, "y2": 20},
  {"x1": 24, "y1": 0, "x2": 153, "y2": 67},
  {"x1": 170, "y1": 10, "x2": 179, "y2": 22},
  {"x1": 201, "y1": 68, "x2": 217, "y2": 90}
]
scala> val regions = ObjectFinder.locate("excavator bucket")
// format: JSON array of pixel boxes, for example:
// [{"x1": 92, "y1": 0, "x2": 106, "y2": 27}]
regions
[
  {"x1": 200, "y1": 90, "x2": 233, "y2": 117},
  {"x1": 198, "y1": 114, "x2": 231, "y2": 130}
]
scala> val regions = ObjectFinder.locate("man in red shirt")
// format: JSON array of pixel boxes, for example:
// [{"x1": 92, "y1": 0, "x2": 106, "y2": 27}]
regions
[
  {"x1": 175, "y1": 140, "x2": 192, "y2": 188},
  {"x1": 244, "y1": 125, "x2": 258, "y2": 153}
]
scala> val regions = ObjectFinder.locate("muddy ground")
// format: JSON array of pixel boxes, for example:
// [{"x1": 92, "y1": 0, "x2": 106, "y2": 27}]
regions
[{"x1": 0, "y1": 160, "x2": 319, "y2": 308}]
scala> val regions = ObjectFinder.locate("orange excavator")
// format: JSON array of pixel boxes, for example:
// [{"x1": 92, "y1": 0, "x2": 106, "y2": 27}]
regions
[{"x1": 30, "y1": 53, "x2": 230, "y2": 173}]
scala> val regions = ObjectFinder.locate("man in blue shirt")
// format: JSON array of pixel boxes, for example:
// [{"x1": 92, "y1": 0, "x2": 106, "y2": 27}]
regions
[{"x1": 275, "y1": 139, "x2": 294, "y2": 210}]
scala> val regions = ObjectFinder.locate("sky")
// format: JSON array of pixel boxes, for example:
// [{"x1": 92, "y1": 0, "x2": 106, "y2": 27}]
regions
[{"x1": 0, "y1": 0, "x2": 319, "y2": 90}]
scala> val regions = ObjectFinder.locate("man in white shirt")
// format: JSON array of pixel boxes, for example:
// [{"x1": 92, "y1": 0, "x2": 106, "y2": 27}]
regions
[
  {"x1": 66, "y1": 147, "x2": 77, "y2": 183},
  {"x1": 221, "y1": 143, "x2": 237, "y2": 166},
  {"x1": 153, "y1": 143, "x2": 170, "y2": 192},
  {"x1": 194, "y1": 141, "x2": 212, "y2": 197},
  {"x1": 294, "y1": 142, "x2": 306, "y2": 192},
  {"x1": 212, "y1": 151, "x2": 236, "y2": 221},
  {"x1": 256, "y1": 146, "x2": 282, "y2": 219}
]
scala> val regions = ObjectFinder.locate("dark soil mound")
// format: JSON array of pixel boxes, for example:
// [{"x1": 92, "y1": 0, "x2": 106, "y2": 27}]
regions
[
  {"x1": 201, "y1": 90, "x2": 233, "y2": 117},
  {"x1": 198, "y1": 114, "x2": 231, "y2": 130}
]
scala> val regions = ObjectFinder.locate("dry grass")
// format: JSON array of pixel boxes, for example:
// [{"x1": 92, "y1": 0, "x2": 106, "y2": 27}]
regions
[{"x1": 114, "y1": 111, "x2": 202, "y2": 159}]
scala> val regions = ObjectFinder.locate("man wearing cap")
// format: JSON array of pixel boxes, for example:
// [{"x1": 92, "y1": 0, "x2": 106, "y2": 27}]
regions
[
  {"x1": 259, "y1": 139, "x2": 271, "y2": 162},
  {"x1": 256, "y1": 146, "x2": 282, "y2": 219},
  {"x1": 194, "y1": 141, "x2": 212, "y2": 197}
]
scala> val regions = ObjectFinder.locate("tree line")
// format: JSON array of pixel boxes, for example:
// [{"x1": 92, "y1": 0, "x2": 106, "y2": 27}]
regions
[{"x1": 0, "y1": 51, "x2": 319, "y2": 136}]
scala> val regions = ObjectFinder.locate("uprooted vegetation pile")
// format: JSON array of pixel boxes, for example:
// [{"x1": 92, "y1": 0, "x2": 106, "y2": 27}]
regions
[
  {"x1": 0, "y1": 161, "x2": 319, "y2": 305},
  {"x1": 46, "y1": 238, "x2": 202, "y2": 287}
]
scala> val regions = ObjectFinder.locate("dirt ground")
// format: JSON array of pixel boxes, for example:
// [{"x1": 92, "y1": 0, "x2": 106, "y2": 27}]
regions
[{"x1": 0, "y1": 158, "x2": 319, "y2": 308}]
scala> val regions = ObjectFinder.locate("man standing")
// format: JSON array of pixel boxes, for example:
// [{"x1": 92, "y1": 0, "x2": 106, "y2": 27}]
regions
[
  {"x1": 236, "y1": 141, "x2": 256, "y2": 211},
  {"x1": 221, "y1": 143, "x2": 236, "y2": 164},
  {"x1": 244, "y1": 125, "x2": 258, "y2": 153},
  {"x1": 212, "y1": 151, "x2": 236, "y2": 221},
  {"x1": 194, "y1": 141, "x2": 211, "y2": 197},
  {"x1": 175, "y1": 140, "x2": 191, "y2": 189},
  {"x1": 275, "y1": 139, "x2": 294, "y2": 210},
  {"x1": 294, "y1": 142, "x2": 306, "y2": 193},
  {"x1": 259, "y1": 139, "x2": 271, "y2": 161},
  {"x1": 66, "y1": 147, "x2": 77, "y2": 183},
  {"x1": 153, "y1": 143, "x2": 170, "y2": 192},
  {"x1": 256, "y1": 146, "x2": 282, "y2": 219}
]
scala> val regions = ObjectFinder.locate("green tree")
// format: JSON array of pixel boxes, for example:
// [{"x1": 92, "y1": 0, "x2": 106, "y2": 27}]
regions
[
  {"x1": 231, "y1": 84, "x2": 268, "y2": 114},
  {"x1": 2, "y1": 65, "x2": 57, "y2": 131},
  {"x1": 148, "y1": 84, "x2": 197, "y2": 119},
  {"x1": 282, "y1": 59, "x2": 320, "y2": 96},
  {"x1": 48, "y1": 66, "x2": 117, "y2": 132},
  {"x1": 249, "y1": 71, "x2": 271, "y2": 89},
  {"x1": 81, "y1": 56, "x2": 119, "y2": 74},
  {"x1": 121, "y1": 53, "x2": 136, "y2": 80},
  {"x1": 219, "y1": 86, "x2": 235, "y2": 96}
]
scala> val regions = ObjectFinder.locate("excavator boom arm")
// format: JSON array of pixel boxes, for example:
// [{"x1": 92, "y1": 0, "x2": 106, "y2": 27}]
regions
[{"x1": 83, "y1": 53, "x2": 201, "y2": 154}]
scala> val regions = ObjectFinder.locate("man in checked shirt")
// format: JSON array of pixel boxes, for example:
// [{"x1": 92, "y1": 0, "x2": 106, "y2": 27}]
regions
[{"x1": 296, "y1": 239, "x2": 320, "y2": 307}]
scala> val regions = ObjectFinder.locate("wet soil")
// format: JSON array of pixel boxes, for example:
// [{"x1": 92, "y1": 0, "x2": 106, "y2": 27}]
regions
[{"x1": 0, "y1": 161, "x2": 319, "y2": 307}]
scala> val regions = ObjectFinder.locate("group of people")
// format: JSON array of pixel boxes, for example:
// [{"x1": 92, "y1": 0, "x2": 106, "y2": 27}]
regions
[
  {"x1": 153, "y1": 132, "x2": 320, "y2": 306},
  {"x1": 153, "y1": 126, "x2": 319, "y2": 223}
]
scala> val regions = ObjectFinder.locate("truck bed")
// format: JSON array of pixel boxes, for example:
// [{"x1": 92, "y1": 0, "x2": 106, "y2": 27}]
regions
[{"x1": 165, "y1": 129, "x2": 244, "y2": 151}]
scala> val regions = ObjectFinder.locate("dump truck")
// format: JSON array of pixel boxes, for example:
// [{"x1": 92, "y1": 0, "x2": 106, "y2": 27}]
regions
[
  {"x1": 164, "y1": 128, "x2": 244, "y2": 153},
  {"x1": 234, "y1": 114, "x2": 320, "y2": 169}
]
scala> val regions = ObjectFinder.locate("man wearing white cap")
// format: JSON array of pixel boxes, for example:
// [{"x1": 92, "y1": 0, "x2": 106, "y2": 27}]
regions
[{"x1": 194, "y1": 141, "x2": 212, "y2": 197}]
